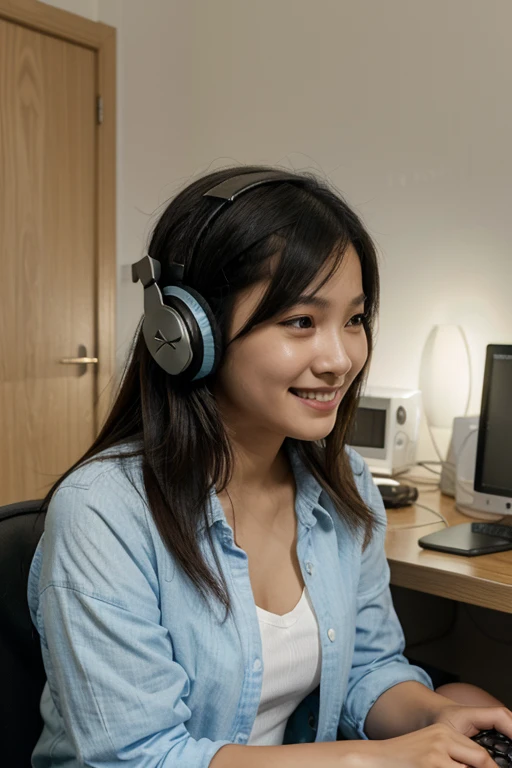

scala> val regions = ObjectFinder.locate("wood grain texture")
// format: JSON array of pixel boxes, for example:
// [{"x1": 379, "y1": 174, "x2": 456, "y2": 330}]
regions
[
  {"x1": 0, "y1": 17, "x2": 96, "y2": 502},
  {"x1": 95, "y1": 23, "x2": 116, "y2": 430},
  {"x1": 0, "y1": 0, "x2": 116, "y2": 502},
  {"x1": 386, "y1": 490, "x2": 512, "y2": 614},
  {"x1": 0, "y1": 0, "x2": 111, "y2": 48}
]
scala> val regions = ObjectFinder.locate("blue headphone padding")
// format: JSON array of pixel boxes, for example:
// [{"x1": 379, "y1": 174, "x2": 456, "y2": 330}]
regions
[{"x1": 162, "y1": 285, "x2": 216, "y2": 380}]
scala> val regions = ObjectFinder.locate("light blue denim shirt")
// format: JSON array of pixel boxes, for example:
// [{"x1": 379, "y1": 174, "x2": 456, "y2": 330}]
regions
[{"x1": 28, "y1": 443, "x2": 433, "y2": 767}]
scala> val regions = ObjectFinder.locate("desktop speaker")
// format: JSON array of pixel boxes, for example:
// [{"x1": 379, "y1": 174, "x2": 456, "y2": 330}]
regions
[
  {"x1": 454, "y1": 420, "x2": 503, "y2": 521},
  {"x1": 440, "y1": 416, "x2": 478, "y2": 497}
]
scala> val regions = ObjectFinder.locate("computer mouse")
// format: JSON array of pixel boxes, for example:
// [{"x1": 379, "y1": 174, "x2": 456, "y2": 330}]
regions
[{"x1": 374, "y1": 478, "x2": 419, "y2": 508}]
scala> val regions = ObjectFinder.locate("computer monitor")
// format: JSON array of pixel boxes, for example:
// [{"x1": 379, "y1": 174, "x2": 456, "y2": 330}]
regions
[
  {"x1": 418, "y1": 343, "x2": 512, "y2": 556},
  {"x1": 473, "y1": 344, "x2": 512, "y2": 516}
]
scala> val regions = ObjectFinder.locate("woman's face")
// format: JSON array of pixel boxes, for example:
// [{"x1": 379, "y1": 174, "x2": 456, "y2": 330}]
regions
[{"x1": 213, "y1": 244, "x2": 369, "y2": 445}]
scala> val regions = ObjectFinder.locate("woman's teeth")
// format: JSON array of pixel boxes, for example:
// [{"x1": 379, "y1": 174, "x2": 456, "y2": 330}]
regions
[{"x1": 293, "y1": 389, "x2": 337, "y2": 402}]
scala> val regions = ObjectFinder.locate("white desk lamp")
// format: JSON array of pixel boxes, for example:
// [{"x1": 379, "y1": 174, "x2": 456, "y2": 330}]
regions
[
  {"x1": 419, "y1": 324, "x2": 472, "y2": 439},
  {"x1": 418, "y1": 325, "x2": 472, "y2": 488}
]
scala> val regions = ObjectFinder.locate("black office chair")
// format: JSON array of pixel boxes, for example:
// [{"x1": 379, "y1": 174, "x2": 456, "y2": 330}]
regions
[{"x1": 0, "y1": 500, "x2": 46, "y2": 767}]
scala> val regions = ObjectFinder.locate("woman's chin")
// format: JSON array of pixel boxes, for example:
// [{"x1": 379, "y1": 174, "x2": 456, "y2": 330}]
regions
[{"x1": 284, "y1": 421, "x2": 337, "y2": 443}]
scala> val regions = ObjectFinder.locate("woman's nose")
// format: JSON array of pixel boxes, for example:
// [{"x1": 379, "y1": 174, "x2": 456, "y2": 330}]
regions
[{"x1": 312, "y1": 333, "x2": 353, "y2": 379}]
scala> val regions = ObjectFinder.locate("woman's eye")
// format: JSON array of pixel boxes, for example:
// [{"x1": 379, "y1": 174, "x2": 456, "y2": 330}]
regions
[
  {"x1": 281, "y1": 313, "x2": 366, "y2": 330},
  {"x1": 347, "y1": 313, "x2": 366, "y2": 327},
  {"x1": 281, "y1": 316, "x2": 314, "y2": 330}
]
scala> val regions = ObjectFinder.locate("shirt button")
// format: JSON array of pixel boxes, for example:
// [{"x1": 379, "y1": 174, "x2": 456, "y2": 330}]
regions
[
  {"x1": 327, "y1": 628, "x2": 336, "y2": 642},
  {"x1": 253, "y1": 658, "x2": 262, "y2": 671},
  {"x1": 305, "y1": 561, "x2": 314, "y2": 575},
  {"x1": 236, "y1": 732, "x2": 247, "y2": 742}
]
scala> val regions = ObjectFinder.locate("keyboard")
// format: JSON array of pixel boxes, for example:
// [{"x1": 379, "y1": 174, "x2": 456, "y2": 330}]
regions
[
  {"x1": 471, "y1": 522, "x2": 512, "y2": 542},
  {"x1": 472, "y1": 729, "x2": 512, "y2": 767}
]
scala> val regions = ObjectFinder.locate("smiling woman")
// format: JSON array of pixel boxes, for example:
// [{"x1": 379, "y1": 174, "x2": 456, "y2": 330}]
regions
[
  {"x1": 26, "y1": 166, "x2": 510, "y2": 768},
  {"x1": 214, "y1": 244, "x2": 368, "y2": 444}
]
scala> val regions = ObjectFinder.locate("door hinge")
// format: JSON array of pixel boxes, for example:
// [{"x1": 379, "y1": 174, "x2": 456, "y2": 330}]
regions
[{"x1": 97, "y1": 95, "x2": 104, "y2": 125}]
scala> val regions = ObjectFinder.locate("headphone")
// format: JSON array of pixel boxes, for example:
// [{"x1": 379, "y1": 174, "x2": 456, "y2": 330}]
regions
[{"x1": 131, "y1": 170, "x2": 302, "y2": 381}]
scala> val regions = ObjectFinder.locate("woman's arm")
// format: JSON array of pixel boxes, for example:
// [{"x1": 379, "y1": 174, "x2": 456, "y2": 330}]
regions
[
  {"x1": 211, "y1": 740, "x2": 361, "y2": 768},
  {"x1": 363, "y1": 681, "x2": 454, "y2": 739},
  {"x1": 365, "y1": 681, "x2": 512, "y2": 744},
  {"x1": 338, "y1": 457, "x2": 434, "y2": 740},
  {"x1": 211, "y1": 724, "x2": 502, "y2": 768}
]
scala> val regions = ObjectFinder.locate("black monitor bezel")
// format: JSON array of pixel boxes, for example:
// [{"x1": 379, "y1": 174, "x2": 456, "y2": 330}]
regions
[{"x1": 474, "y1": 343, "x2": 512, "y2": 498}]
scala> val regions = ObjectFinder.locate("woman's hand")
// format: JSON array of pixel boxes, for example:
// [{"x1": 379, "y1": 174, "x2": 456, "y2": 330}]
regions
[
  {"x1": 346, "y1": 722, "x2": 500, "y2": 768},
  {"x1": 432, "y1": 704, "x2": 512, "y2": 741}
]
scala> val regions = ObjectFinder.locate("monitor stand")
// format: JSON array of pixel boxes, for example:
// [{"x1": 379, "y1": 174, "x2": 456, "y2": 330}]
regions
[{"x1": 418, "y1": 519, "x2": 512, "y2": 557}]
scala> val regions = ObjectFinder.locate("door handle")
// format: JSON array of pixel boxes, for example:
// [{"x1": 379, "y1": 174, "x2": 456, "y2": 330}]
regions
[
  {"x1": 59, "y1": 344, "x2": 98, "y2": 375},
  {"x1": 60, "y1": 357, "x2": 99, "y2": 364}
]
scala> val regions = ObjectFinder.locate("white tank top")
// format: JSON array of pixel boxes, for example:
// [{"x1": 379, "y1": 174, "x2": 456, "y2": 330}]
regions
[{"x1": 248, "y1": 587, "x2": 322, "y2": 745}]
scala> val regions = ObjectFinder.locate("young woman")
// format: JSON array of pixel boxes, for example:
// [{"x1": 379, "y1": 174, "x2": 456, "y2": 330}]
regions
[{"x1": 28, "y1": 167, "x2": 510, "y2": 768}]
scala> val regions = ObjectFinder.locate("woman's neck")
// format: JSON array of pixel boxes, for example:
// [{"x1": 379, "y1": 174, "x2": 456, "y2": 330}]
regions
[{"x1": 227, "y1": 440, "x2": 290, "y2": 496}]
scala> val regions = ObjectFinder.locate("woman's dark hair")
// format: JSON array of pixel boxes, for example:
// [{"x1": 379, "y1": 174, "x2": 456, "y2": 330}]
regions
[{"x1": 42, "y1": 165, "x2": 380, "y2": 615}]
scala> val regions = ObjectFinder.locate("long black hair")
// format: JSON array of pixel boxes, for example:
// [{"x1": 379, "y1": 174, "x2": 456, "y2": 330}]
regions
[{"x1": 42, "y1": 165, "x2": 380, "y2": 614}]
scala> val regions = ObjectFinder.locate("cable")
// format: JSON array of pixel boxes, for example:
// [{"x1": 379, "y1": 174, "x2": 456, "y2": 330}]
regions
[
  {"x1": 414, "y1": 502, "x2": 449, "y2": 527},
  {"x1": 406, "y1": 603, "x2": 511, "y2": 657},
  {"x1": 392, "y1": 502, "x2": 449, "y2": 530},
  {"x1": 405, "y1": 602, "x2": 459, "y2": 650},
  {"x1": 390, "y1": 473, "x2": 439, "y2": 488},
  {"x1": 462, "y1": 604, "x2": 512, "y2": 646},
  {"x1": 417, "y1": 462, "x2": 442, "y2": 477},
  {"x1": 398, "y1": 482, "x2": 440, "y2": 491},
  {"x1": 430, "y1": 425, "x2": 484, "y2": 505},
  {"x1": 401, "y1": 475, "x2": 440, "y2": 489},
  {"x1": 389, "y1": 462, "x2": 442, "y2": 491}
]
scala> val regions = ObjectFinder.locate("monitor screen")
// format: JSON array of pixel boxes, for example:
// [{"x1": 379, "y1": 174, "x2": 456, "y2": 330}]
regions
[
  {"x1": 352, "y1": 407, "x2": 386, "y2": 449},
  {"x1": 474, "y1": 345, "x2": 512, "y2": 498}
]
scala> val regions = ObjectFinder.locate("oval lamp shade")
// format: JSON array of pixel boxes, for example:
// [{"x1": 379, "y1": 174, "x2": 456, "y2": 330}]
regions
[{"x1": 419, "y1": 325, "x2": 472, "y2": 428}]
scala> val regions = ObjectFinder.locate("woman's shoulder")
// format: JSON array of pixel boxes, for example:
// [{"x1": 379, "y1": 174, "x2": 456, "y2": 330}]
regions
[
  {"x1": 46, "y1": 444, "x2": 148, "y2": 540},
  {"x1": 31, "y1": 445, "x2": 162, "y2": 611},
  {"x1": 58, "y1": 442, "x2": 144, "y2": 492}
]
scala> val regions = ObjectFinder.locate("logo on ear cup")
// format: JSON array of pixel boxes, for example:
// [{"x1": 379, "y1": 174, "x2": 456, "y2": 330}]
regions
[
  {"x1": 143, "y1": 307, "x2": 193, "y2": 375},
  {"x1": 154, "y1": 328, "x2": 182, "y2": 352}
]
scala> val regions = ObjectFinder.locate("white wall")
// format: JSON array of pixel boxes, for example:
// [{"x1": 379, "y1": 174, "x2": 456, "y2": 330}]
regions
[
  {"x1": 40, "y1": 0, "x2": 98, "y2": 19},
  {"x1": 41, "y1": 0, "x2": 512, "y2": 458}
]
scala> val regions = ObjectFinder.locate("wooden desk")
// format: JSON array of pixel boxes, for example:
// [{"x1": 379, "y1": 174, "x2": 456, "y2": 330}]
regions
[{"x1": 385, "y1": 489, "x2": 512, "y2": 614}]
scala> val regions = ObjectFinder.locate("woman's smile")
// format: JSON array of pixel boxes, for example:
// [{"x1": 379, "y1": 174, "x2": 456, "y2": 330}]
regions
[{"x1": 289, "y1": 387, "x2": 343, "y2": 411}]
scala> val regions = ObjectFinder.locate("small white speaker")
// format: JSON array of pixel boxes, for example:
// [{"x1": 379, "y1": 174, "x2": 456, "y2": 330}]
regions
[
  {"x1": 454, "y1": 420, "x2": 504, "y2": 521},
  {"x1": 440, "y1": 415, "x2": 479, "y2": 496}
]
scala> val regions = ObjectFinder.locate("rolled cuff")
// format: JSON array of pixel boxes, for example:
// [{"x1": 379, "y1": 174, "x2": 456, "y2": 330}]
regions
[
  {"x1": 172, "y1": 738, "x2": 233, "y2": 768},
  {"x1": 339, "y1": 662, "x2": 434, "y2": 740}
]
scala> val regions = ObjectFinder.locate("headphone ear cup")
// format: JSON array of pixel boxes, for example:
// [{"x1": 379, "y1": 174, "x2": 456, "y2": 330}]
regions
[{"x1": 162, "y1": 284, "x2": 222, "y2": 380}]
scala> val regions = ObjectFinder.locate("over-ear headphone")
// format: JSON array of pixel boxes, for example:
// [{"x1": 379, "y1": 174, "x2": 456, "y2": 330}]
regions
[{"x1": 131, "y1": 170, "x2": 302, "y2": 381}]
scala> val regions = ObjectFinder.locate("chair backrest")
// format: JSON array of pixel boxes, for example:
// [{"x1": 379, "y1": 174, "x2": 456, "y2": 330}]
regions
[{"x1": 0, "y1": 500, "x2": 46, "y2": 766}]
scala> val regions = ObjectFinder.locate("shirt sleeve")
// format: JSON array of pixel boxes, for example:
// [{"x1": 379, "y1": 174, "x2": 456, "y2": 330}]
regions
[
  {"x1": 34, "y1": 478, "x2": 231, "y2": 767},
  {"x1": 338, "y1": 459, "x2": 434, "y2": 740}
]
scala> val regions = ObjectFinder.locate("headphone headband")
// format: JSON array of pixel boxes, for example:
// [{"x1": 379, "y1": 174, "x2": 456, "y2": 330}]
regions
[
  {"x1": 191, "y1": 170, "x2": 302, "y2": 265},
  {"x1": 203, "y1": 170, "x2": 300, "y2": 201},
  {"x1": 132, "y1": 170, "x2": 300, "y2": 287}
]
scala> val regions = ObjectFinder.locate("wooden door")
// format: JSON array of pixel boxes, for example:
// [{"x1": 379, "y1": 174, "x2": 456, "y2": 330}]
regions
[{"x1": 0, "y1": 17, "x2": 98, "y2": 504}]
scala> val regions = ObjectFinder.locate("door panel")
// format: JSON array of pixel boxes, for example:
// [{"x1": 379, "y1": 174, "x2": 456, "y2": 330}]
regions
[{"x1": 0, "y1": 18, "x2": 96, "y2": 503}]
